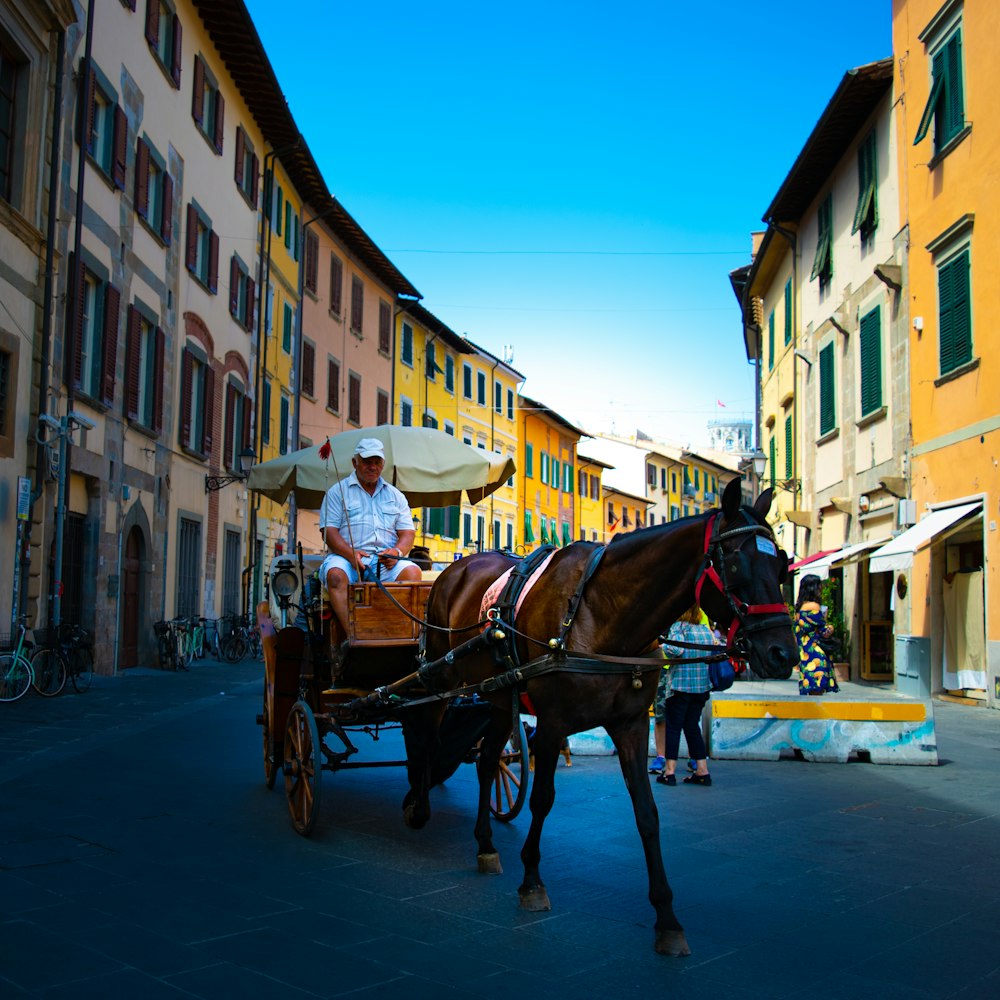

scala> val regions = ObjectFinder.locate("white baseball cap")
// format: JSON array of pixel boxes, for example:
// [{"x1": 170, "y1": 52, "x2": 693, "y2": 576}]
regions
[{"x1": 353, "y1": 438, "x2": 385, "y2": 459}]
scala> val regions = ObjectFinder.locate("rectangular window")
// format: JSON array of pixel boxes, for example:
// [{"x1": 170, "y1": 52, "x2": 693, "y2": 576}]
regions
[
  {"x1": 400, "y1": 398, "x2": 412, "y2": 426},
  {"x1": 525, "y1": 443, "x2": 534, "y2": 477},
  {"x1": 552, "y1": 458, "x2": 560, "y2": 490},
  {"x1": 72, "y1": 256, "x2": 120, "y2": 405},
  {"x1": 463, "y1": 362, "x2": 473, "y2": 399},
  {"x1": 464, "y1": 512, "x2": 473, "y2": 546},
  {"x1": 853, "y1": 128, "x2": 877, "y2": 241},
  {"x1": 348, "y1": 371, "x2": 361, "y2": 424},
  {"x1": 134, "y1": 136, "x2": 173, "y2": 243},
  {"x1": 228, "y1": 255, "x2": 255, "y2": 331},
  {"x1": 191, "y1": 54, "x2": 224, "y2": 154},
  {"x1": 261, "y1": 377, "x2": 271, "y2": 443},
  {"x1": 590, "y1": 474, "x2": 599, "y2": 500},
  {"x1": 179, "y1": 344, "x2": 214, "y2": 455},
  {"x1": 378, "y1": 300, "x2": 391, "y2": 354},
  {"x1": 301, "y1": 339, "x2": 315, "y2": 397},
  {"x1": 401, "y1": 322, "x2": 413, "y2": 366},
  {"x1": 646, "y1": 463, "x2": 656, "y2": 487},
  {"x1": 124, "y1": 303, "x2": 164, "y2": 432},
  {"x1": 819, "y1": 342, "x2": 836, "y2": 435},
  {"x1": 145, "y1": 1, "x2": 182, "y2": 88},
  {"x1": 185, "y1": 201, "x2": 219, "y2": 292},
  {"x1": 350, "y1": 275, "x2": 363, "y2": 334},
  {"x1": 811, "y1": 193, "x2": 833, "y2": 290},
  {"x1": 223, "y1": 380, "x2": 250, "y2": 471},
  {"x1": 859, "y1": 305, "x2": 882, "y2": 416},
  {"x1": 377, "y1": 389, "x2": 389, "y2": 426},
  {"x1": 476, "y1": 371, "x2": 486, "y2": 405},
  {"x1": 426, "y1": 341, "x2": 438, "y2": 381},
  {"x1": 175, "y1": 517, "x2": 201, "y2": 619},
  {"x1": 233, "y1": 125, "x2": 259, "y2": 207},
  {"x1": 329, "y1": 254, "x2": 343, "y2": 314},
  {"x1": 222, "y1": 529, "x2": 241, "y2": 616},
  {"x1": 784, "y1": 415, "x2": 793, "y2": 479},
  {"x1": 445, "y1": 355, "x2": 455, "y2": 393},
  {"x1": 494, "y1": 380, "x2": 502, "y2": 414},
  {"x1": 783, "y1": 278, "x2": 792, "y2": 344},
  {"x1": 0, "y1": 40, "x2": 26, "y2": 206},
  {"x1": 82, "y1": 62, "x2": 127, "y2": 187},
  {"x1": 506, "y1": 388, "x2": 514, "y2": 420},
  {"x1": 938, "y1": 247, "x2": 972, "y2": 376},
  {"x1": 327, "y1": 357, "x2": 339, "y2": 412},
  {"x1": 578, "y1": 469, "x2": 586, "y2": 495},
  {"x1": 540, "y1": 452, "x2": 549, "y2": 485},
  {"x1": 564, "y1": 463, "x2": 573, "y2": 494},
  {"x1": 767, "y1": 310, "x2": 775, "y2": 371},
  {"x1": 303, "y1": 228, "x2": 319, "y2": 293},
  {"x1": 914, "y1": 27, "x2": 965, "y2": 154}
]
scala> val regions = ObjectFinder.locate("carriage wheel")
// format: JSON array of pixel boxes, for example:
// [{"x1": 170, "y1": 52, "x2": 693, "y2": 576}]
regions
[
  {"x1": 490, "y1": 718, "x2": 529, "y2": 822},
  {"x1": 284, "y1": 701, "x2": 322, "y2": 836},
  {"x1": 262, "y1": 680, "x2": 278, "y2": 790}
]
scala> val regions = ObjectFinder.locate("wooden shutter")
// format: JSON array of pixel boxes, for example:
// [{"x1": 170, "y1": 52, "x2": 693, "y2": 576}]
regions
[
  {"x1": 179, "y1": 348, "x2": 193, "y2": 446},
  {"x1": 213, "y1": 90, "x2": 225, "y2": 153},
  {"x1": 783, "y1": 278, "x2": 792, "y2": 344},
  {"x1": 208, "y1": 229, "x2": 219, "y2": 292},
  {"x1": 379, "y1": 300, "x2": 390, "y2": 353},
  {"x1": 242, "y1": 391, "x2": 251, "y2": 450},
  {"x1": 301, "y1": 341, "x2": 315, "y2": 397},
  {"x1": 81, "y1": 61, "x2": 96, "y2": 149},
  {"x1": 125, "y1": 304, "x2": 141, "y2": 420},
  {"x1": 152, "y1": 327, "x2": 164, "y2": 432},
  {"x1": 348, "y1": 372, "x2": 360, "y2": 423},
  {"x1": 101, "y1": 284, "x2": 120, "y2": 405},
  {"x1": 768, "y1": 310, "x2": 774, "y2": 370},
  {"x1": 234, "y1": 127, "x2": 245, "y2": 189},
  {"x1": 819, "y1": 342, "x2": 835, "y2": 435},
  {"x1": 191, "y1": 56, "x2": 204, "y2": 125},
  {"x1": 250, "y1": 153, "x2": 259, "y2": 205},
  {"x1": 944, "y1": 34, "x2": 964, "y2": 144},
  {"x1": 329, "y1": 255, "x2": 342, "y2": 313},
  {"x1": 784, "y1": 416, "x2": 792, "y2": 478},
  {"x1": 134, "y1": 137, "x2": 150, "y2": 218},
  {"x1": 377, "y1": 389, "x2": 388, "y2": 426},
  {"x1": 144, "y1": 0, "x2": 159, "y2": 46},
  {"x1": 224, "y1": 382, "x2": 236, "y2": 469},
  {"x1": 161, "y1": 172, "x2": 173, "y2": 244},
  {"x1": 245, "y1": 278, "x2": 255, "y2": 332},
  {"x1": 769, "y1": 436, "x2": 776, "y2": 488},
  {"x1": 939, "y1": 250, "x2": 972, "y2": 374},
  {"x1": 350, "y1": 276, "x2": 363, "y2": 332},
  {"x1": 112, "y1": 105, "x2": 128, "y2": 189},
  {"x1": 304, "y1": 229, "x2": 318, "y2": 292},
  {"x1": 170, "y1": 16, "x2": 182, "y2": 88},
  {"x1": 202, "y1": 365, "x2": 215, "y2": 454},
  {"x1": 261, "y1": 378, "x2": 271, "y2": 443},
  {"x1": 229, "y1": 256, "x2": 239, "y2": 316},
  {"x1": 185, "y1": 203, "x2": 197, "y2": 270},
  {"x1": 327, "y1": 358, "x2": 339, "y2": 411},
  {"x1": 859, "y1": 305, "x2": 882, "y2": 415}
]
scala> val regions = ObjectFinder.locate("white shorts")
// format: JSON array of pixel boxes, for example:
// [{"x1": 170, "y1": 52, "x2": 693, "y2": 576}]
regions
[{"x1": 320, "y1": 552, "x2": 418, "y2": 586}]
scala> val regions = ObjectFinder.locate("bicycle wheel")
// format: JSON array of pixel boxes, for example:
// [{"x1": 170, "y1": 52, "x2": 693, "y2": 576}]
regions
[
  {"x1": 31, "y1": 647, "x2": 68, "y2": 697},
  {"x1": 0, "y1": 653, "x2": 33, "y2": 702},
  {"x1": 248, "y1": 628, "x2": 262, "y2": 659},
  {"x1": 222, "y1": 634, "x2": 247, "y2": 663},
  {"x1": 69, "y1": 646, "x2": 94, "y2": 692}
]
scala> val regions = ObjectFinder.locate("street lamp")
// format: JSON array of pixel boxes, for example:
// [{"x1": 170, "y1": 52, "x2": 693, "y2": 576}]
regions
[
  {"x1": 750, "y1": 449, "x2": 767, "y2": 482},
  {"x1": 205, "y1": 447, "x2": 256, "y2": 492}
]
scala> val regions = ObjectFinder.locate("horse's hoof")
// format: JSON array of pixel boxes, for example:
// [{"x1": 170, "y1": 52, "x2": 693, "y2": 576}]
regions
[
  {"x1": 654, "y1": 928, "x2": 691, "y2": 957},
  {"x1": 477, "y1": 852, "x2": 503, "y2": 875},
  {"x1": 518, "y1": 885, "x2": 551, "y2": 911}
]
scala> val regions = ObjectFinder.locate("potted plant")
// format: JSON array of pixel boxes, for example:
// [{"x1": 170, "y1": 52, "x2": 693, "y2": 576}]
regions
[{"x1": 819, "y1": 577, "x2": 852, "y2": 683}]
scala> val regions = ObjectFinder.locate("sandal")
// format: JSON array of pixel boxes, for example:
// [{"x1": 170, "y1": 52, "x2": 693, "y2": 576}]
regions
[
  {"x1": 683, "y1": 773, "x2": 712, "y2": 786},
  {"x1": 656, "y1": 773, "x2": 676, "y2": 786}
]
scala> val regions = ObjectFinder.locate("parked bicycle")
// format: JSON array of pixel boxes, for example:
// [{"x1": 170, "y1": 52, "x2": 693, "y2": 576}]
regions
[
  {"x1": 60, "y1": 623, "x2": 94, "y2": 693},
  {"x1": 29, "y1": 627, "x2": 68, "y2": 698},
  {"x1": 221, "y1": 613, "x2": 262, "y2": 663},
  {"x1": 200, "y1": 616, "x2": 222, "y2": 660},
  {"x1": 154, "y1": 619, "x2": 186, "y2": 671},
  {"x1": 0, "y1": 617, "x2": 36, "y2": 703}
]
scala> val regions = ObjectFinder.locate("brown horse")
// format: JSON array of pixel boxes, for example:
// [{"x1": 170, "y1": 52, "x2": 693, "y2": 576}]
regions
[{"x1": 403, "y1": 479, "x2": 796, "y2": 955}]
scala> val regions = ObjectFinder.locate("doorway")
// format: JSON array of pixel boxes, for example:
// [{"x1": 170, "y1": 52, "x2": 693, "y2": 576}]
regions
[
  {"x1": 121, "y1": 526, "x2": 144, "y2": 668},
  {"x1": 862, "y1": 567, "x2": 893, "y2": 681}
]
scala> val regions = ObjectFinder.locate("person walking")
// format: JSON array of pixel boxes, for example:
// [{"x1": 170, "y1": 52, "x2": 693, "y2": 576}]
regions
[
  {"x1": 656, "y1": 604, "x2": 718, "y2": 787},
  {"x1": 794, "y1": 573, "x2": 840, "y2": 696}
]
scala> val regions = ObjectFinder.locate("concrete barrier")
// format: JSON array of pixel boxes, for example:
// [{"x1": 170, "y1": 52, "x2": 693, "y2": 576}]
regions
[{"x1": 709, "y1": 695, "x2": 938, "y2": 765}]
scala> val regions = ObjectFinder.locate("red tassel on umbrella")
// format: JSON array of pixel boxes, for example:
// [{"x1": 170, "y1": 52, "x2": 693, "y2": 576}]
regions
[{"x1": 318, "y1": 439, "x2": 332, "y2": 460}]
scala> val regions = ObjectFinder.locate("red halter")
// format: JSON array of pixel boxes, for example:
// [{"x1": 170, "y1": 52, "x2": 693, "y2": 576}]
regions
[{"x1": 694, "y1": 512, "x2": 790, "y2": 668}]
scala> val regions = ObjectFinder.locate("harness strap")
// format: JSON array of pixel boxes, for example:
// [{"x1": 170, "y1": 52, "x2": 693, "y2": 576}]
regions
[{"x1": 557, "y1": 544, "x2": 607, "y2": 646}]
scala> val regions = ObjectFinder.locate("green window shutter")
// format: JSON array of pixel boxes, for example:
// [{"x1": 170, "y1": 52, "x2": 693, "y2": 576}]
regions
[
  {"x1": 552, "y1": 459, "x2": 560, "y2": 490},
  {"x1": 565, "y1": 463, "x2": 574, "y2": 493},
  {"x1": 819, "y1": 342, "x2": 836, "y2": 435},
  {"x1": 913, "y1": 67, "x2": 945, "y2": 145},
  {"x1": 540, "y1": 452, "x2": 548, "y2": 485},
  {"x1": 783, "y1": 279, "x2": 792, "y2": 344},
  {"x1": 524, "y1": 511, "x2": 535, "y2": 544},
  {"x1": 769, "y1": 436, "x2": 776, "y2": 488},
  {"x1": 852, "y1": 130, "x2": 878, "y2": 236},
  {"x1": 768, "y1": 310, "x2": 775, "y2": 370},
  {"x1": 941, "y1": 33, "x2": 964, "y2": 148},
  {"x1": 811, "y1": 194, "x2": 833, "y2": 282},
  {"x1": 939, "y1": 249, "x2": 972, "y2": 375},
  {"x1": 525, "y1": 443, "x2": 534, "y2": 477},
  {"x1": 859, "y1": 305, "x2": 882, "y2": 415},
  {"x1": 784, "y1": 415, "x2": 793, "y2": 478},
  {"x1": 550, "y1": 518, "x2": 558, "y2": 545},
  {"x1": 540, "y1": 518, "x2": 549, "y2": 544},
  {"x1": 445, "y1": 506, "x2": 460, "y2": 539},
  {"x1": 561, "y1": 522, "x2": 571, "y2": 546}
]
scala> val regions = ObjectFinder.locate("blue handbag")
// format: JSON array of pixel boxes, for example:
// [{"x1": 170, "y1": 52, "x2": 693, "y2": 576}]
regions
[{"x1": 708, "y1": 659, "x2": 736, "y2": 692}]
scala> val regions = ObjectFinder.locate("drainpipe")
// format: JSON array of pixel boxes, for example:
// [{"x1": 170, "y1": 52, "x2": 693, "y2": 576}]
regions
[
  {"x1": 20, "y1": 27, "x2": 66, "y2": 627},
  {"x1": 487, "y1": 356, "x2": 499, "y2": 548}
]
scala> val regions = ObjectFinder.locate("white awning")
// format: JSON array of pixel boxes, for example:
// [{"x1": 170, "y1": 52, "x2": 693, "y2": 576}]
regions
[
  {"x1": 805, "y1": 538, "x2": 890, "y2": 579},
  {"x1": 869, "y1": 502, "x2": 982, "y2": 573}
]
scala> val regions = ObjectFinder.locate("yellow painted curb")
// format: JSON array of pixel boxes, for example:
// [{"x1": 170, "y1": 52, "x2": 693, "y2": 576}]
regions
[{"x1": 712, "y1": 700, "x2": 926, "y2": 722}]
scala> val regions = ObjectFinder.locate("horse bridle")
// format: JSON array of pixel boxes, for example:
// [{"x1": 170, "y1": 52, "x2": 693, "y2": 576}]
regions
[{"x1": 694, "y1": 510, "x2": 790, "y2": 668}]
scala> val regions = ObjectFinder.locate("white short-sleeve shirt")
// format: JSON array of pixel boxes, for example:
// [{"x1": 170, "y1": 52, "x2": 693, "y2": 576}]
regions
[{"x1": 318, "y1": 472, "x2": 414, "y2": 551}]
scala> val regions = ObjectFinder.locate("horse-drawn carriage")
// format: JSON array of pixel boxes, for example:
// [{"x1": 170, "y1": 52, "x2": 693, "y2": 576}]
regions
[{"x1": 247, "y1": 427, "x2": 799, "y2": 956}]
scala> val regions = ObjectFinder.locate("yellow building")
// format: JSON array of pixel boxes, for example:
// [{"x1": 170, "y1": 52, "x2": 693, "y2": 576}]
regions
[
  {"x1": 603, "y1": 485, "x2": 652, "y2": 543},
  {"x1": 519, "y1": 394, "x2": 583, "y2": 552},
  {"x1": 883, "y1": 0, "x2": 999, "y2": 705},
  {"x1": 576, "y1": 453, "x2": 612, "y2": 542},
  {"x1": 681, "y1": 451, "x2": 739, "y2": 517}
]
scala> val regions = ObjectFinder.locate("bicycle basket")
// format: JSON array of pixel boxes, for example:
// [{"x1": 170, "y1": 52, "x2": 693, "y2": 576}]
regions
[
  {"x1": 32, "y1": 627, "x2": 59, "y2": 646},
  {"x1": 153, "y1": 621, "x2": 171, "y2": 639}
]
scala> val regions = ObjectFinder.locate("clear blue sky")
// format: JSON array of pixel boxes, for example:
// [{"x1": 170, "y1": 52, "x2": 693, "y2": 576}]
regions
[{"x1": 244, "y1": 0, "x2": 891, "y2": 449}]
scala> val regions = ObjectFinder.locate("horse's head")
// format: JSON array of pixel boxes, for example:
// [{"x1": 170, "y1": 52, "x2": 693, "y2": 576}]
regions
[{"x1": 694, "y1": 478, "x2": 796, "y2": 679}]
